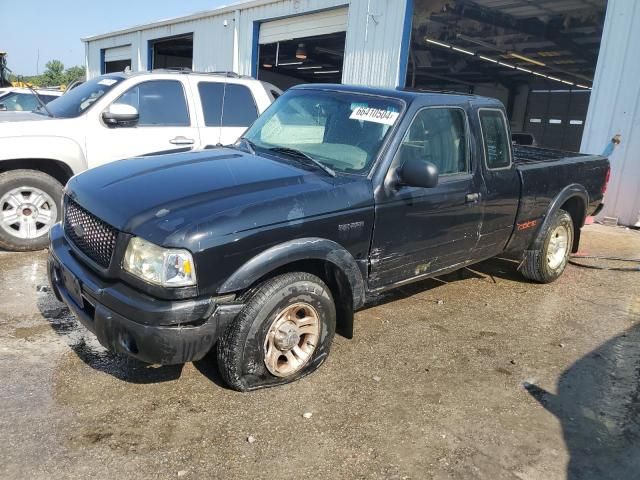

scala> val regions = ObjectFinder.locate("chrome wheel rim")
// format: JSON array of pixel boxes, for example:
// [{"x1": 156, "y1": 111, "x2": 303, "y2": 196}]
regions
[
  {"x1": 547, "y1": 225, "x2": 570, "y2": 269},
  {"x1": 264, "y1": 302, "x2": 320, "y2": 378},
  {"x1": 0, "y1": 186, "x2": 57, "y2": 240}
]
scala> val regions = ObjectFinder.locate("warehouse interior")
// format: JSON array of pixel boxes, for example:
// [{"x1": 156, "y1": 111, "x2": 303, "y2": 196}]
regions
[{"x1": 407, "y1": 0, "x2": 607, "y2": 151}]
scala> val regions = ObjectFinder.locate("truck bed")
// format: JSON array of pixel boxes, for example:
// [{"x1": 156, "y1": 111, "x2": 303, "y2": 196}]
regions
[{"x1": 513, "y1": 145, "x2": 596, "y2": 164}]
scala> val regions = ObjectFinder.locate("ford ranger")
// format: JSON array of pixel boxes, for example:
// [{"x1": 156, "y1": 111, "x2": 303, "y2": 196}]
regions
[{"x1": 48, "y1": 84, "x2": 610, "y2": 391}]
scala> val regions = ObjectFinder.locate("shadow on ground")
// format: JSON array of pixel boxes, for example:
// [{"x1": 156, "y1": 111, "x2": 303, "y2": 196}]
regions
[{"x1": 525, "y1": 324, "x2": 640, "y2": 480}]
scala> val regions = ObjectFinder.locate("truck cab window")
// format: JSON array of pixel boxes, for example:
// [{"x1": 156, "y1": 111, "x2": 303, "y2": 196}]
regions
[
  {"x1": 113, "y1": 80, "x2": 189, "y2": 126},
  {"x1": 479, "y1": 110, "x2": 511, "y2": 169},
  {"x1": 398, "y1": 108, "x2": 468, "y2": 175}
]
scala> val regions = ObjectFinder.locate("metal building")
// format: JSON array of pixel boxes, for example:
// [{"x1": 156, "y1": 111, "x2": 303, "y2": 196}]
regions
[{"x1": 83, "y1": 0, "x2": 639, "y2": 226}]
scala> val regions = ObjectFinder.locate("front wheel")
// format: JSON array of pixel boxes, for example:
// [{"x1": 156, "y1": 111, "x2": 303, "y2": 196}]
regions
[
  {"x1": 0, "y1": 170, "x2": 63, "y2": 251},
  {"x1": 521, "y1": 209, "x2": 574, "y2": 283},
  {"x1": 217, "y1": 272, "x2": 336, "y2": 391}
]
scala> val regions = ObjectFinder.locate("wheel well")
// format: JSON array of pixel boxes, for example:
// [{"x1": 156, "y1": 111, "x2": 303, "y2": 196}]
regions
[
  {"x1": 0, "y1": 159, "x2": 74, "y2": 187},
  {"x1": 560, "y1": 196, "x2": 586, "y2": 253},
  {"x1": 244, "y1": 259, "x2": 355, "y2": 339}
]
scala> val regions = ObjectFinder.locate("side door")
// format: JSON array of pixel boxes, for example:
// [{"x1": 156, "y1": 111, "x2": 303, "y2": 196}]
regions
[
  {"x1": 474, "y1": 108, "x2": 520, "y2": 258},
  {"x1": 194, "y1": 80, "x2": 260, "y2": 147},
  {"x1": 86, "y1": 79, "x2": 200, "y2": 167},
  {"x1": 369, "y1": 106, "x2": 484, "y2": 289}
]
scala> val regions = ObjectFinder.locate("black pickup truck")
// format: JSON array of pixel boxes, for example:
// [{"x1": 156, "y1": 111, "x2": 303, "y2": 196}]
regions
[{"x1": 48, "y1": 84, "x2": 610, "y2": 391}]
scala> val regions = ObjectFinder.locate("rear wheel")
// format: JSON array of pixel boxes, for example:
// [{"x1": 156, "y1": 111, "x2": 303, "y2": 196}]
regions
[
  {"x1": 0, "y1": 170, "x2": 63, "y2": 251},
  {"x1": 217, "y1": 272, "x2": 336, "y2": 391},
  {"x1": 521, "y1": 209, "x2": 574, "y2": 283}
]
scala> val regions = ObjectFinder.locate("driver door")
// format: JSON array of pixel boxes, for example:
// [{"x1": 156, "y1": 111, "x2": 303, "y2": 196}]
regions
[
  {"x1": 369, "y1": 107, "x2": 484, "y2": 289},
  {"x1": 85, "y1": 79, "x2": 200, "y2": 168}
]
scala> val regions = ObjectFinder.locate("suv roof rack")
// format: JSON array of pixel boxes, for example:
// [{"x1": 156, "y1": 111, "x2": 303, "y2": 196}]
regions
[
  {"x1": 149, "y1": 68, "x2": 253, "y2": 79},
  {"x1": 400, "y1": 87, "x2": 476, "y2": 96}
]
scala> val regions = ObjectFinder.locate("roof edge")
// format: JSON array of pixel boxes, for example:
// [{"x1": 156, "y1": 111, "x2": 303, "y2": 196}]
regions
[{"x1": 81, "y1": 0, "x2": 278, "y2": 42}]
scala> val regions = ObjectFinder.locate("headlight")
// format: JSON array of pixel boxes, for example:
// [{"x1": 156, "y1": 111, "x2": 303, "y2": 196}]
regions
[{"x1": 123, "y1": 237, "x2": 196, "y2": 287}]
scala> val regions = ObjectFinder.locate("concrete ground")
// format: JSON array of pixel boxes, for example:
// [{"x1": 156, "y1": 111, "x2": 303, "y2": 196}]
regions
[{"x1": 1, "y1": 224, "x2": 639, "y2": 480}]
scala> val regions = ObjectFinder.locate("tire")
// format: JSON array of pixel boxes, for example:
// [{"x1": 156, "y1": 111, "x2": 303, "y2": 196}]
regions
[
  {"x1": 218, "y1": 272, "x2": 336, "y2": 391},
  {"x1": 0, "y1": 170, "x2": 64, "y2": 251},
  {"x1": 521, "y1": 209, "x2": 574, "y2": 283}
]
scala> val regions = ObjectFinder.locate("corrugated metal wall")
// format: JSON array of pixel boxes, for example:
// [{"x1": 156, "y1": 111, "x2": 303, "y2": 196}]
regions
[
  {"x1": 581, "y1": 0, "x2": 640, "y2": 226},
  {"x1": 85, "y1": 0, "x2": 410, "y2": 89}
]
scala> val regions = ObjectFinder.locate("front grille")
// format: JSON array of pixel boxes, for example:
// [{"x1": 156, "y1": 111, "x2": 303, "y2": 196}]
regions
[{"x1": 64, "y1": 198, "x2": 118, "y2": 268}]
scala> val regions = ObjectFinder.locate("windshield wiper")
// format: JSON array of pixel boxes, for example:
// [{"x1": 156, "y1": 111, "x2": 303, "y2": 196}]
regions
[
  {"x1": 27, "y1": 85, "x2": 54, "y2": 117},
  {"x1": 268, "y1": 146, "x2": 336, "y2": 177},
  {"x1": 237, "y1": 137, "x2": 256, "y2": 155}
]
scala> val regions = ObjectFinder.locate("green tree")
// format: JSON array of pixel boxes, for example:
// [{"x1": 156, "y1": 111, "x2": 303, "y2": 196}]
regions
[
  {"x1": 64, "y1": 65, "x2": 85, "y2": 85},
  {"x1": 40, "y1": 59, "x2": 65, "y2": 86}
]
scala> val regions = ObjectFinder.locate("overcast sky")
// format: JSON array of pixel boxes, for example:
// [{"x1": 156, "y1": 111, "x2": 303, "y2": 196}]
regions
[{"x1": 2, "y1": 0, "x2": 233, "y2": 75}]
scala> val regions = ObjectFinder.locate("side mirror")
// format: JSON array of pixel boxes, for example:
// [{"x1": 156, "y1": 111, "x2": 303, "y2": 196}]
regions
[
  {"x1": 399, "y1": 157, "x2": 439, "y2": 189},
  {"x1": 102, "y1": 103, "x2": 139, "y2": 127},
  {"x1": 0, "y1": 104, "x2": 6, "y2": 111}
]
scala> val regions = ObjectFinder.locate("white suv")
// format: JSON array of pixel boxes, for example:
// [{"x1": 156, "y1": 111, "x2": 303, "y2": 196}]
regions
[
  {"x1": 0, "y1": 70, "x2": 280, "y2": 251},
  {"x1": 0, "y1": 87, "x2": 63, "y2": 112}
]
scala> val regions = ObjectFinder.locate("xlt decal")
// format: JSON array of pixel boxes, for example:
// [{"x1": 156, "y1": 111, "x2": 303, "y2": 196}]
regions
[{"x1": 517, "y1": 219, "x2": 539, "y2": 231}]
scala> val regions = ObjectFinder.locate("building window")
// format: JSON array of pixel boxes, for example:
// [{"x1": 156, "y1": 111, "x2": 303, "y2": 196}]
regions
[{"x1": 104, "y1": 59, "x2": 131, "y2": 74}]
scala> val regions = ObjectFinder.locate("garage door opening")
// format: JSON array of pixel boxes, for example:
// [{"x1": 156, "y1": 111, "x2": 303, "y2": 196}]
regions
[
  {"x1": 258, "y1": 31, "x2": 346, "y2": 89},
  {"x1": 103, "y1": 45, "x2": 131, "y2": 74},
  {"x1": 150, "y1": 34, "x2": 193, "y2": 70},
  {"x1": 405, "y1": 0, "x2": 606, "y2": 151}
]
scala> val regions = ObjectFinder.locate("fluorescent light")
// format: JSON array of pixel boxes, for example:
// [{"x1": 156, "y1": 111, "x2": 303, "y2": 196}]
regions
[
  {"x1": 426, "y1": 38, "x2": 451, "y2": 49},
  {"x1": 516, "y1": 66, "x2": 532, "y2": 73},
  {"x1": 576, "y1": 84, "x2": 591, "y2": 89},
  {"x1": 547, "y1": 76, "x2": 561, "y2": 82},
  {"x1": 278, "y1": 61, "x2": 303, "y2": 66},
  {"x1": 452, "y1": 46, "x2": 474, "y2": 56},
  {"x1": 561, "y1": 80, "x2": 574, "y2": 85},
  {"x1": 533, "y1": 71, "x2": 547, "y2": 77},
  {"x1": 510, "y1": 52, "x2": 546, "y2": 67},
  {"x1": 479, "y1": 55, "x2": 498, "y2": 63},
  {"x1": 297, "y1": 65, "x2": 322, "y2": 70},
  {"x1": 498, "y1": 61, "x2": 516, "y2": 69},
  {"x1": 313, "y1": 70, "x2": 340, "y2": 74}
]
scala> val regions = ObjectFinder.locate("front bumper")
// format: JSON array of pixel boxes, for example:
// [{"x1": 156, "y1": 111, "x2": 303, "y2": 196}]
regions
[{"x1": 48, "y1": 223, "x2": 243, "y2": 365}]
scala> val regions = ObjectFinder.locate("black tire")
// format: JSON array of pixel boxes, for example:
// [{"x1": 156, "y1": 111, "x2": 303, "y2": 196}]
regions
[
  {"x1": 521, "y1": 209, "x2": 574, "y2": 283},
  {"x1": 0, "y1": 170, "x2": 63, "y2": 251},
  {"x1": 217, "y1": 272, "x2": 336, "y2": 392}
]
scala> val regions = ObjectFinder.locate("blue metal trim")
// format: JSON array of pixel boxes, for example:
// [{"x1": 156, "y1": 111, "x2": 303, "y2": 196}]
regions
[
  {"x1": 100, "y1": 49, "x2": 106, "y2": 75},
  {"x1": 251, "y1": 21, "x2": 260, "y2": 78},
  {"x1": 398, "y1": 0, "x2": 414, "y2": 87}
]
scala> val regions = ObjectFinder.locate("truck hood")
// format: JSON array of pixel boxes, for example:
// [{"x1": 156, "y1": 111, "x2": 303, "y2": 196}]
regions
[
  {"x1": 67, "y1": 148, "x2": 373, "y2": 250},
  {"x1": 0, "y1": 111, "x2": 51, "y2": 123}
]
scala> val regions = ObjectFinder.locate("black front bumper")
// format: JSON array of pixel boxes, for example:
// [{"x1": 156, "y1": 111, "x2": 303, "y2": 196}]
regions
[{"x1": 48, "y1": 223, "x2": 243, "y2": 365}]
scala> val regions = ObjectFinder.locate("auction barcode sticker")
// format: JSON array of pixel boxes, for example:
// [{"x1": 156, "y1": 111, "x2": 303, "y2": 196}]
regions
[{"x1": 349, "y1": 107, "x2": 399, "y2": 126}]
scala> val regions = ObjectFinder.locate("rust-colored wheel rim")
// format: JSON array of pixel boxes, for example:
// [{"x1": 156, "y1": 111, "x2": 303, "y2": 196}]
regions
[{"x1": 263, "y1": 302, "x2": 320, "y2": 377}]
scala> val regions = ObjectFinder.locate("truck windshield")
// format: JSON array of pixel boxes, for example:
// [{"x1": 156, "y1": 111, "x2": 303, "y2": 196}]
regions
[
  {"x1": 44, "y1": 75, "x2": 125, "y2": 118},
  {"x1": 242, "y1": 89, "x2": 403, "y2": 174}
]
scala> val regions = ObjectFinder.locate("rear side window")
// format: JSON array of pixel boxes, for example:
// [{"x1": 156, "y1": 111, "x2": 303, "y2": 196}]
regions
[
  {"x1": 113, "y1": 80, "x2": 189, "y2": 126},
  {"x1": 397, "y1": 107, "x2": 469, "y2": 175},
  {"x1": 479, "y1": 110, "x2": 511, "y2": 169},
  {"x1": 198, "y1": 82, "x2": 258, "y2": 127}
]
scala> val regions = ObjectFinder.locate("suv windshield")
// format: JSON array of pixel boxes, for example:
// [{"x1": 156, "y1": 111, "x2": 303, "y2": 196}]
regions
[
  {"x1": 44, "y1": 75, "x2": 125, "y2": 118},
  {"x1": 243, "y1": 89, "x2": 403, "y2": 174}
]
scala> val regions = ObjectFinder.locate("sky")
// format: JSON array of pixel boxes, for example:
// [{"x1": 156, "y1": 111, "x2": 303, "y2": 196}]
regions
[{"x1": 1, "y1": 0, "x2": 234, "y2": 75}]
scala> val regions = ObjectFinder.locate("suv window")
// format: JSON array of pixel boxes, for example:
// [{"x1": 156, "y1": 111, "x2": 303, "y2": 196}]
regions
[
  {"x1": 397, "y1": 108, "x2": 468, "y2": 175},
  {"x1": 114, "y1": 80, "x2": 189, "y2": 126},
  {"x1": 1, "y1": 93, "x2": 39, "y2": 111},
  {"x1": 198, "y1": 82, "x2": 258, "y2": 127},
  {"x1": 479, "y1": 109, "x2": 511, "y2": 169}
]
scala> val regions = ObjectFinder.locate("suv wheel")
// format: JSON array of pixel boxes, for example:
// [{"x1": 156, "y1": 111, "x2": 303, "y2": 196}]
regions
[
  {"x1": 521, "y1": 209, "x2": 574, "y2": 283},
  {"x1": 0, "y1": 170, "x2": 63, "y2": 251},
  {"x1": 217, "y1": 272, "x2": 336, "y2": 391}
]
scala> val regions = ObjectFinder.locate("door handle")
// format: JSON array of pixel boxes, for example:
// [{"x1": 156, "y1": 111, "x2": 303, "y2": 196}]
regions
[
  {"x1": 465, "y1": 193, "x2": 480, "y2": 203},
  {"x1": 169, "y1": 136, "x2": 195, "y2": 145}
]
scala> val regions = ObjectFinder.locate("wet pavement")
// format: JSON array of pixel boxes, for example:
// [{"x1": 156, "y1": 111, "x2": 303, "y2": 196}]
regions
[{"x1": 1, "y1": 224, "x2": 639, "y2": 479}]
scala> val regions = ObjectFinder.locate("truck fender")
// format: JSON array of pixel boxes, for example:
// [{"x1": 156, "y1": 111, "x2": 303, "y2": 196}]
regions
[
  {"x1": 0, "y1": 136, "x2": 87, "y2": 175},
  {"x1": 218, "y1": 237, "x2": 366, "y2": 311},
  {"x1": 530, "y1": 184, "x2": 588, "y2": 252}
]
